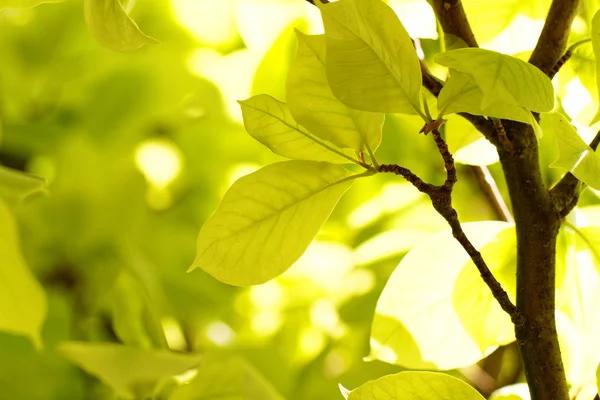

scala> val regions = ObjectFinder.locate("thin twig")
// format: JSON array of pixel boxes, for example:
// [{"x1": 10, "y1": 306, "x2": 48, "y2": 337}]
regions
[
  {"x1": 379, "y1": 129, "x2": 518, "y2": 320},
  {"x1": 548, "y1": 39, "x2": 591, "y2": 79},
  {"x1": 470, "y1": 166, "x2": 514, "y2": 223},
  {"x1": 528, "y1": 0, "x2": 581, "y2": 75},
  {"x1": 550, "y1": 130, "x2": 600, "y2": 216}
]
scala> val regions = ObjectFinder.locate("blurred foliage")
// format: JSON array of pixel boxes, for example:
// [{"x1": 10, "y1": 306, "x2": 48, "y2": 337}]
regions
[{"x1": 0, "y1": 0, "x2": 599, "y2": 399}]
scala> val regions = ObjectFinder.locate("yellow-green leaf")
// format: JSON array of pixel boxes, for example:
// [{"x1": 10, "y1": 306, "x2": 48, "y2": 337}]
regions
[
  {"x1": 190, "y1": 160, "x2": 358, "y2": 286},
  {"x1": 84, "y1": 0, "x2": 159, "y2": 52},
  {"x1": 434, "y1": 48, "x2": 554, "y2": 112},
  {"x1": 286, "y1": 31, "x2": 384, "y2": 152},
  {"x1": 238, "y1": 94, "x2": 356, "y2": 164},
  {"x1": 347, "y1": 371, "x2": 485, "y2": 400},
  {"x1": 170, "y1": 354, "x2": 284, "y2": 400},
  {"x1": 590, "y1": 10, "x2": 600, "y2": 124},
  {"x1": 59, "y1": 342, "x2": 200, "y2": 399},
  {"x1": 0, "y1": 0, "x2": 62, "y2": 8},
  {"x1": 0, "y1": 197, "x2": 46, "y2": 349},
  {"x1": 317, "y1": 0, "x2": 422, "y2": 114},
  {"x1": 546, "y1": 113, "x2": 600, "y2": 189},
  {"x1": 0, "y1": 165, "x2": 46, "y2": 207},
  {"x1": 370, "y1": 221, "x2": 514, "y2": 370}
]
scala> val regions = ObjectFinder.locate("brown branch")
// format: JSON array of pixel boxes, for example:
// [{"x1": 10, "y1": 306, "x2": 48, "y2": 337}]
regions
[
  {"x1": 379, "y1": 129, "x2": 518, "y2": 320},
  {"x1": 529, "y1": 0, "x2": 580, "y2": 75},
  {"x1": 430, "y1": 0, "x2": 478, "y2": 48},
  {"x1": 550, "y1": 130, "x2": 600, "y2": 217},
  {"x1": 470, "y1": 166, "x2": 514, "y2": 224}
]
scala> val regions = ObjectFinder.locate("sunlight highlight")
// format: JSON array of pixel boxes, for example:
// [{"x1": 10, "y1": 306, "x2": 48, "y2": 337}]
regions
[
  {"x1": 483, "y1": 14, "x2": 544, "y2": 55},
  {"x1": 251, "y1": 310, "x2": 283, "y2": 337},
  {"x1": 562, "y1": 78, "x2": 593, "y2": 119},
  {"x1": 206, "y1": 321, "x2": 235, "y2": 347},
  {"x1": 135, "y1": 139, "x2": 182, "y2": 188},
  {"x1": 162, "y1": 317, "x2": 187, "y2": 351}
]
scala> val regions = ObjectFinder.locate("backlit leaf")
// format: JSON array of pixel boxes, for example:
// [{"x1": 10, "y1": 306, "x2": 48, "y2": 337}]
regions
[
  {"x1": 286, "y1": 31, "x2": 384, "y2": 152},
  {"x1": 0, "y1": 197, "x2": 46, "y2": 349},
  {"x1": 434, "y1": 48, "x2": 554, "y2": 112},
  {"x1": 590, "y1": 10, "x2": 600, "y2": 124},
  {"x1": 238, "y1": 94, "x2": 356, "y2": 164},
  {"x1": 170, "y1": 354, "x2": 284, "y2": 400},
  {"x1": 546, "y1": 113, "x2": 600, "y2": 189},
  {"x1": 0, "y1": 165, "x2": 46, "y2": 207},
  {"x1": 59, "y1": 342, "x2": 200, "y2": 399},
  {"x1": 84, "y1": 0, "x2": 159, "y2": 52},
  {"x1": 370, "y1": 221, "x2": 515, "y2": 369},
  {"x1": 347, "y1": 371, "x2": 485, "y2": 400},
  {"x1": 317, "y1": 0, "x2": 422, "y2": 114},
  {"x1": 190, "y1": 160, "x2": 358, "y2": 286}
]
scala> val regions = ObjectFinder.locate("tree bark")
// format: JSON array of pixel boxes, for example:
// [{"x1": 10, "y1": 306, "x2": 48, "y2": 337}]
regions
[{"x1": 498, "y1": 121, "x2": 569, "y2": 400}]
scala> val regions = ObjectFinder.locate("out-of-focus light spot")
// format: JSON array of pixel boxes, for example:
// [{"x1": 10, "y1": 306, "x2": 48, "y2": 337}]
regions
[
  {"x1": 187, "y1": 48, "x2": 258, "y2": 122},
  {"x1": 173, "y1": 368, "x2": 198, "y2": 384},
  {"x1": 381, "y1": 183, "x2": 423, "y2": 212},
  {"x1": 310, "y1": 299, "x2": 340, "y2": 336},
  {"x1": 348, "y1": 197, "x2": 383, "y2": 228},
  {"x1": 324, "y1": 350, "x2": 350, "y2": 379},
  {"x1": 249, "y1": 281, "x2": 285, "y2": 310},
  {"x1": 284, "y1": 241, "x2": 354, "y2": 292},
  {"x1": 389, "y1": 0, "x2": 437, "y2": 39},
  {"x1": 251, "y1": 310, "x2": 283, "y2": 337},
  {"x1": 299, "y1": 327, "x2": 326, "y2": 358},
  {"x1": 305, "y1": 2, "x2": 324, "y2": 34},
  {"x1": 233, "y1": 0, "x2": 306, "y2": 52},
  {"x1": 454, "y1": 137, "x2": 499, "y2": 166},
  {"x1": 563, "y1": 78, "x2": 593, "y2": 119},
  {"x1": 344, "y1": 268, "x2": 376, "y2": 296},
  {"x1": 226, "y1": 163, "x2": 261, "y2": 188},
  {"x1": 171, "y1": 0, "x2": 239, "y2": 49},
  {"x1": 206, "y1": 321, "x2": 235, "y2": 347},
  {"x1": 482, "y1": 14, "x2": 544, "y2": 55},
  {"x1": 367, "y1": 338, "x2": 397, "y2": 364},
  {"x1": 571, "y1": 16, "x2": 587, "y2": 35},
  {"x1": 135, "y1": 139, "x2": 182, "y2": 188},
  {"x1": 162, "y1": 317, "x2": 187, "y2": 351}
]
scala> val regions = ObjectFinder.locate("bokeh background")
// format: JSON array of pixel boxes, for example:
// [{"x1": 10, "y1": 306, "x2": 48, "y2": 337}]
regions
[{"x1": 1, "y1": 0, "x2": 600, "y2": 398}]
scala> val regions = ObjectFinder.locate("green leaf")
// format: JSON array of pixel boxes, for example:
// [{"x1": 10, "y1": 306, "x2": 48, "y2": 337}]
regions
[
  {"x1": 286, "y1": 31, "x2": 384, "y2": 153},
  {"x1": 437, "y1": 71, "x2": 542, "y2": 136},
  {"x1": 317, "y1": 0, "x2": 422, "y2": 115},
  {"x1": 0, "y1": 197, "x2": 46, "y2": 349},
  {"x1": 58, "y1": 342, "x2": 200, "y2": 399},
  {"x1": 597, "y1": 363, "x2": 600, "y2": 395},
  {"x1": 370, "y1": 221, "x2": 515, "y2": 370},
  {"x1": 190, "y1": 160, "x2": 359, "y2": 286},
  {"x1": 0, "y1": 165, "x2": 46, "y2": 207},
  {"x1": 238, "y1": 94, "x2": 357, "y2": 164},
  {"x1": 546, "y1": 112, "x2": 600, "y2": 189},
  {"x1": 590, "y1": 10, "x2": 600, "y2": 124},
  {"x1": 170, "y1": 354, "x2": 284, "y2": 400},
  {"x1": 347, "y1": 371, "x2": 485, "y2": 400},
  {"x1": 434, "y1": 48, "x2": 554, "y2": 113},
  {"x1": 84, "y1": 0, "x2": 159, "y2": 52}
]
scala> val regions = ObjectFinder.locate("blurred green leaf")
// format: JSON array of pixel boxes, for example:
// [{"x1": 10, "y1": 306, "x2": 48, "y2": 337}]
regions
[
  {"x1": 370, "y1": 221, "x2": 514, "y2": 370},
  {"x1": 546, "y1": 112, "x2": 600, "y2": 189},
  {"x1": 286, "y1": 31, "x2": 384, "y2": 153},
  {"x1": 170, "y1": 354, "x2": 285, "y2": 400},
  {"x1": 435, "y1": 48, "x2": 554, "y2": 112},
  {"x1": 84, "y1": 0, "x2": 159, "y2": 52},
  {"x1": 0, "y1": 0, "x2": 62, "y2": 9},
  {"x1": 0, "y1": 165, "x2": 46, "y2": 207},
  {"x1": 317, "y1": 0, "x2": 422, "y2": 114},
  {"x1": 346, "y1": 371, "x2": 485, "y2": 400},
  {"x1": 191, "y1": 160, "x2": 359, "y2": 286},
  {"x1": 590, "y1": 9, "x2": 600, "y2": 124},
  {"x1": 59, "y1": 342, "x2": 201, "y2": 399},
  {"x1": 238, "y1": 94, "x2": 358, "y2": 164},
  {"x1": 0, "y1": 197, "x2": 46, "y2": 349}
]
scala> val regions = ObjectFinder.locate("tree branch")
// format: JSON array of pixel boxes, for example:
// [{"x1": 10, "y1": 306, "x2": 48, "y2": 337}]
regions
[
  {"x1": 529, "y1": 0, "x2": 580, "y2": 75},
  {"x1": 429, "y1": 0, "x2": 478, "y2": 48},
  {"x1": 379, "y1": 129, "x2": 518, "y2": 320},
  {"x1": 550, "y1": 130, "x2": 600, "y2": 217}
]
